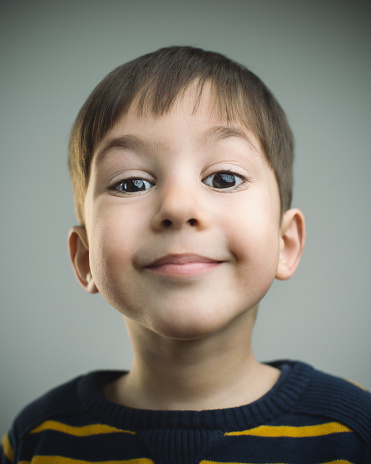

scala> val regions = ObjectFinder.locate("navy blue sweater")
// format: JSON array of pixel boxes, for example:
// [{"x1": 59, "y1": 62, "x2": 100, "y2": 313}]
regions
[{"x1": 2, "y1": 361, "x2": 371, "y2": 463}]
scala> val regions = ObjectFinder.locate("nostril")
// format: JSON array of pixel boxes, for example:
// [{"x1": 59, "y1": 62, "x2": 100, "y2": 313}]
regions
[
  {"x1": 162, "y1": 219, "x2": 172, "y2": 228},
  {"x1": 161, "y1": 218, "x2": 197, "y2": 228}
]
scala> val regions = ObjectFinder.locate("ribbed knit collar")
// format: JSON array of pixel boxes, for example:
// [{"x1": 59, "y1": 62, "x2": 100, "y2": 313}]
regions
[{"x1": 78, "y1": 360, "x2": 313, "y2": 432}]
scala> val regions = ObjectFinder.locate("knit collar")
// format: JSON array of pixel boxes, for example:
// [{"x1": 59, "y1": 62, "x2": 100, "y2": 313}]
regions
[{"x1": 79, "y1": 360, "x2": 313, "y2": 432}]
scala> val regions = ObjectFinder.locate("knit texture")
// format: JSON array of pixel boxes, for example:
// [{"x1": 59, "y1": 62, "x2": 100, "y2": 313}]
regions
[{"x1": 1, "y1": 361, "x2": 370, "y2": 463}]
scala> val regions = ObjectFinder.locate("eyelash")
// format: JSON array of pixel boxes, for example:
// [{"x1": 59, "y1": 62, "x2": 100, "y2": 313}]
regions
[
  {"x1": 202, "y1": 170, "x2": 248, "y2": 192},
  {"x1": 108, "y1": 177, "x2": 154, "y2": 195},
  {"x1": 108, "y1": 170, "x2": 249, "y2": 195}
]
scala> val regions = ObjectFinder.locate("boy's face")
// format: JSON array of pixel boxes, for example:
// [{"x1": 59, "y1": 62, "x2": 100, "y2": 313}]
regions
[{"x1": 76, "y1": 88, "x2": 296, "y2": 340}]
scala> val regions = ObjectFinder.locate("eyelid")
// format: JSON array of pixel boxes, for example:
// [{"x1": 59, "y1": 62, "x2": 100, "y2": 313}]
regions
[
  {"x1": 106, "y1": 168, "x2": 155, "y2": 185},
  {"x1": 202, "y1": 162, "x2": 249, "y2": 179}
]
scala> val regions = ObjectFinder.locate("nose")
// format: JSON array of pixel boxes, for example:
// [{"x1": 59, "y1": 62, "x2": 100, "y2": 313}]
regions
[{"x1": 151, "y1": 183, "x2": 211, "y2": 231}]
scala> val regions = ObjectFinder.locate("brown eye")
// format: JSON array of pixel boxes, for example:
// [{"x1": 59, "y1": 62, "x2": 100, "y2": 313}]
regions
[
  {"x1": 203, "y1": 172, "x2": 244, "y2": 190},
  {"x1": 115, "y1": 178, "x2": 154, "y2": 193}
]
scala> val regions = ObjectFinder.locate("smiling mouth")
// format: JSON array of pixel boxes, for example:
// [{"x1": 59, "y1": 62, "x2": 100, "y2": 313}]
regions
[{"x1": 144, "y1": 254, "x2": 223, "y2": 277}]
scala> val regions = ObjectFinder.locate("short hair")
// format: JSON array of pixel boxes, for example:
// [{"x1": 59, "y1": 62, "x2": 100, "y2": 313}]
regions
[{"x1": 68, "y1": 46, "x2": 294, "y2": 224}]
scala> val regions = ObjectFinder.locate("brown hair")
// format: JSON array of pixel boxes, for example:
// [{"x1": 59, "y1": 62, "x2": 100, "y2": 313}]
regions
[{"x1": 68, "y1": 46, "x2": 294, "y2": 224}]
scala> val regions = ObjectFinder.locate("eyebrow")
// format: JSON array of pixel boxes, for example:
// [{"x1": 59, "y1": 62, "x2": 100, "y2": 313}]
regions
[
  {"x1": 94, "y1": 134, "x2": 158, "y2": 167},
  {"x1": 201, "y1": 126, "x2": 259, "y2": 152},
  {"x1": 95, "y1": 125, "x2": 258, "y2": 166}
]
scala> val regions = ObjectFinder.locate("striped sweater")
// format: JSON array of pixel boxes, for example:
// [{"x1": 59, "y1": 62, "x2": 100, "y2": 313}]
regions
[{"x1": 1, "y1": 361, "x2": 370, "y2": 463}]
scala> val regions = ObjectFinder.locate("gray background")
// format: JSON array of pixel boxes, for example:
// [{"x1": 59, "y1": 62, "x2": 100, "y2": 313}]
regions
[{"x1": 1, "y1": 0, "x2": 370, "y2": 436}]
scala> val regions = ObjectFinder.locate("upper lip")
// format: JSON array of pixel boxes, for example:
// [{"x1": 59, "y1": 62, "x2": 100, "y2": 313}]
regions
[{"x1": 145, "y1": 253, "x2": 221, "y2": 268}]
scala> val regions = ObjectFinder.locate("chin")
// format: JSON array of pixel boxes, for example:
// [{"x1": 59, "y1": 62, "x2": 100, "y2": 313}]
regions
[
  {"x1": 152, "y1": 325, "x2": 217, "y2": 341},
  {"x1": 143, "y1": 309, "x2": 244, "y2": 342}
]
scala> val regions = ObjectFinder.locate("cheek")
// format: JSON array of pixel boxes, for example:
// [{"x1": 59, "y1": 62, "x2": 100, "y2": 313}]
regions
[
  {"x1": 226, "y1": 208, "x2": 281, "y2": 282},
  {"x1": 88, "y1": 199, "x2": 144, "y2": 259},
  {"x1": 88, "y1": 210, "x2": 133, "y2": 286},
  {"x1": 88, "y1": 226, "x2": 141, "y2": 317}
]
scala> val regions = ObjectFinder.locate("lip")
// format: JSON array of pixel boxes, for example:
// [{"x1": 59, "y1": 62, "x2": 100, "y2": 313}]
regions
[{"x1": 144, "y1": 253, "x2": 223, "y2": 277}]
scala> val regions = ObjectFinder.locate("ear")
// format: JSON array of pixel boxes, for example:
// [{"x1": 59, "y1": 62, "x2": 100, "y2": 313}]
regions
[
  {"x1": 68, "y1": 226, "x2": 98, "y2": 294},
  {"x1": 276, "y1": 208, "x2": 306, "y2": 280}
]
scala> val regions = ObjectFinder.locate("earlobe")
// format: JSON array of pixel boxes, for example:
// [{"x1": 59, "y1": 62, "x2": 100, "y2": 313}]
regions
[
  {"x1": 68, "y1": 226, "x2": 98, "y2": 294},
  {"x1": 276, "y1": 209, "x2": 306, "y2": 280}
]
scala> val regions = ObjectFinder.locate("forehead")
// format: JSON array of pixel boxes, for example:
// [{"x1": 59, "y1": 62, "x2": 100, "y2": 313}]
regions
[{"x1": 93, "y1": 85, "x2": 261, "y2": 164}]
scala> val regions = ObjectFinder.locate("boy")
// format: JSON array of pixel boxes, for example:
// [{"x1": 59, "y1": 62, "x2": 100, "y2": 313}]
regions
[{"x1": 1, "y1": 46, "x2": 370, "y2": 463}]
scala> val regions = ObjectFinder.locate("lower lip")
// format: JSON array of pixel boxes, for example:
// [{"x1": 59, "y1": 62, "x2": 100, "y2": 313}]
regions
[{"x1": 145, "y1": 261, "x2": 221, "y2": 277}]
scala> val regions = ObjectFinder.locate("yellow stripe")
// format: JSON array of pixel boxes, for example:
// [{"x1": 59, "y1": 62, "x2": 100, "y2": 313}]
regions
[
  {"x1": 18, "y1": 458, "x2": 154, "y2": 464},
  {"x1": 200, "y1": 462, "x2": 253, "y2": 464},
  {"x1": 200, "y1": 461, "x2": 353, "y2": 464},
  {"x1": 200, "y1": 462, "x2": 257, "y2": 464},
  {"x1": 323, "y1": 461, "x2": 354, "y2": 464},
  {"x1": 225, "y1": 422, "x2": 352, "y2": 437},
  {"x1": 30, "y1": 421, "x2": 135, "y2": 437},
  {"x1": 1, "y1": 434, "x2": 14, "y2": 462}
]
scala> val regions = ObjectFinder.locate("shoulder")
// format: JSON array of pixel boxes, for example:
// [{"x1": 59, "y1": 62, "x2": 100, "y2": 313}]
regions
[
  {"x1": 10, "y1": 374, "x2": 85, "y2": 440},
  {"x1": 1, "y1": 371, "x2": 128, "y2": 463},
  {"x1": 286, "y1": 361, "x2": 371, "y2": 445},
  {"x1": 8, "y1": 370, "x2": 122, "y2": 441},
  {"x1": 2, "y1": 374, "x2": 87, "y2": 462}
]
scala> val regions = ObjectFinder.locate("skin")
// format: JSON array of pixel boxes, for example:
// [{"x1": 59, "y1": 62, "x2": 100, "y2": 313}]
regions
[{"x1": 69, "y1": 87, "x2": 305, "y2": 411}]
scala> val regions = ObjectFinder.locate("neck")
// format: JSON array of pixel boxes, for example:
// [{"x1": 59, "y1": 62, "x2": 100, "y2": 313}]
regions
[{"x1": 105, "y1": 309, "x2": 280, "y2": 411}]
